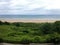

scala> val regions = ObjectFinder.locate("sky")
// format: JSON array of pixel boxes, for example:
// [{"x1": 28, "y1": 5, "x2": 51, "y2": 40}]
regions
[{"x1": 0, "y1": 0, "x2": 60, "y2": 15}]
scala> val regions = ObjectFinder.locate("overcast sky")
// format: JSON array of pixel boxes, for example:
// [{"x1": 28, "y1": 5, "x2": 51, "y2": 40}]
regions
[{"x1": 0, "y1": 0, "x2": 60, "y2": 15}]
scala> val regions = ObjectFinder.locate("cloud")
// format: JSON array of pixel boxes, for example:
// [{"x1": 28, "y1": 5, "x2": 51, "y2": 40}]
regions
[{"x1": 0, "y1": 0, "x2": 60, "y2": 15}]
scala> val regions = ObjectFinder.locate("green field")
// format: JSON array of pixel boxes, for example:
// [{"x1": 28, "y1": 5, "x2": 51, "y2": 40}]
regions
[{"x1": 0, "y1": 21, "x2": 60, "y2": 44}]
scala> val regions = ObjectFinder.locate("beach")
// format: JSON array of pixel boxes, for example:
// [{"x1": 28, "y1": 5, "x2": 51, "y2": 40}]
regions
[{"x1": 0, "y1": 19, "x2": 58, "y2": 23}]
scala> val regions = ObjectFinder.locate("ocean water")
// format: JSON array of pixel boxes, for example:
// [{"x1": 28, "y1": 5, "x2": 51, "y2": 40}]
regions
[{"x1": 0, "y1": 15, "x2": 60, "y2": 20}]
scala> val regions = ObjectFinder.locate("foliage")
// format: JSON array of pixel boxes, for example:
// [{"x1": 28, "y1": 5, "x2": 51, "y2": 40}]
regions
[{"x1": 0, "y1": 21, "x2": 60, "y2": 43}]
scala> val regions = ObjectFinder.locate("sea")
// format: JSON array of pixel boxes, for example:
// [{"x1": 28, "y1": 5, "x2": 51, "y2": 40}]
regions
[{"x1": 0, "y1": 15, "x2": 60, "y2": 20}]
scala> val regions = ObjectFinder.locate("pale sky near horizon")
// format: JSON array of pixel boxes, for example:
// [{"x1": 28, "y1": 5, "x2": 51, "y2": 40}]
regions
[{"x1": 0, "y1": 0, "x2": 60, "y2": 15}]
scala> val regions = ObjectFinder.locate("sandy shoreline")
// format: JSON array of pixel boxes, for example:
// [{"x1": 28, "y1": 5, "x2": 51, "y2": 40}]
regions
[{"x1": 0, "y1": 19, "x2": 59, "y2": 23}]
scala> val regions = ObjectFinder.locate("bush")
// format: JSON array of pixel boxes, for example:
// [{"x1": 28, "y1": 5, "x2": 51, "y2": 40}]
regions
[
  {"x1": 4, "y1": 21, "x2": 10, "y2": 25},
  {"x1": 40, "y1": 23, "x2": 52, "y2": 34},
  {"x1": 0, "y1": 21, "x2": 3, "y2": 25},
  {"x1": 14, "y1": 23, "x2": 20, "y2": 27},
  {"x1": 0, "y1": 38, "x2": 3, "y2": 43},
  {"x1": 32, "y1": 36, "x2": 41, "y2": 43},
  {"x1": 53, "y1": 21, "x2": 60, "y2": 33},
  {"x1": 20, "y1": 36, "x2": 31, "y2": 44}
]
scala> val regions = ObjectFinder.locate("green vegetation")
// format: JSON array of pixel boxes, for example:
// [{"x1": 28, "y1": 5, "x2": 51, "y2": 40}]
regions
[{"x1": 0, "y1": 21, "x2": 60, "y2": 44}]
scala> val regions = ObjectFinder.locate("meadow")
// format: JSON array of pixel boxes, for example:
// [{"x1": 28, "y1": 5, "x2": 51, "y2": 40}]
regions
[{"x1": 0, "y1": 21, "x2": 60, "y2": 44}]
